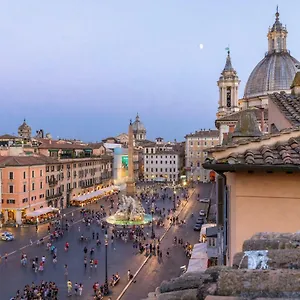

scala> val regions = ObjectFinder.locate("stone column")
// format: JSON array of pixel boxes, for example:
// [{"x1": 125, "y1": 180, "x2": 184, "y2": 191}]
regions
[
  {"x1": 3, "y1": 210, "x2": 8, "y2": 223},
  {"x1": 126, "y1": 120, "x2": 136, "y2": 196},
  {"x1": 16, "y1": 210, "x2": 22, "y2": 225}
]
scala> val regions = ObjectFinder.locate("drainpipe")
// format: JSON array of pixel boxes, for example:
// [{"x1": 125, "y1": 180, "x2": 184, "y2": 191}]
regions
[{"x1": 216, "y1": 172, "x2": 227, "y2": 266}]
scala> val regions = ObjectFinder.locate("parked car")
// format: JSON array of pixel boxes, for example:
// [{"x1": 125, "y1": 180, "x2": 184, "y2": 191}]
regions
[
  {"x1": 1, "y1": 231, "x2": 14, "y2": 241},
  {"x1": 200, "y1": 198, "x2": 210, "y2": 203},
  {"x1": 199, "y1": 209, "x2": 206, "y2": 216},
  {"x1": 193, "y1": 224, "x2": 202, "y2": 231},
  {"x1": 196, "y1": 218, "x2": 205, "y2": 224}
]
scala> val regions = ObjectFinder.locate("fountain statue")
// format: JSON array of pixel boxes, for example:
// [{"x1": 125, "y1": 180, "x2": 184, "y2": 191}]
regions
[
  {"x1": 115, "y1": 195, "x2": 145, "y2": 221},
  {"x1": 106, "y1": 195, "x2": 152, "y2": 226}
]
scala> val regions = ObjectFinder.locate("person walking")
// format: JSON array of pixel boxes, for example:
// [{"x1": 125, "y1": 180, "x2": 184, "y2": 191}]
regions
[
  {"x1": 78, "y1": 283, "x2": 83, "y2": 296},
  {"x1": 67, "y1": 280, "x2": 72, "y2": 296}
]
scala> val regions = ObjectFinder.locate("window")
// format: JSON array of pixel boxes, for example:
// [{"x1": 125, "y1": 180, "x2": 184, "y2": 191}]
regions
[
  {"x1": 40, "y1": 170, "x2": 43, "y2": 176},
  {"x1": 9, "y1": 172, "x2": 14, "y2": 180},
  {"x1": 146, "y1": 161, "x2": 148, "y2": 164},
  {"x1": 23, "y1": 171, "x2": 26, "y2": 179},
  {"x1": 160, "y1": 161, "x2": 162, "y2": 164},
  {"x1": 155, "y1": 168, "x2": 158, "y2": 172},
  {"x1": 7, "y1": 199, "x2": 15, "y2": 204},
  {"x1": 32, "y1": 170, "x2": 35, "y2": 178},
  {"x1": 197, "y1": 162, "x2": 200, "y2": 167},
  {"x1": 165, "y1": 168, "x2": 167, "y2": 172},
  {"x1": 32, "y1": 183, "x2": 35, "y2": 191},
  {"x1": 40, "y1": 182, "x2": 43, "y2": 189},
  {"x1": 23, "y1": 185, "x2": 26, "y2": 193},
  {"x1": 226, "y1": 87, "x2": 231, "y2": 107},
  {"x1": 9, "y1": 185, "x2": 14, "y2": 193},
  {"x1": 155, "y1": 161, "x2": 158, "y2": 164},
  {"x1": 165, "y1": 161, "x2": 167, "y2": 164},
  {"x1": 46, "y1": 166, "x2": 49, "y2": 172},
  {"x1": 190, "y1": 142, "x2": 193, "y2": 145},
  {"x1": 146, "y1": 168, "x2": 148, "y2": 172}
]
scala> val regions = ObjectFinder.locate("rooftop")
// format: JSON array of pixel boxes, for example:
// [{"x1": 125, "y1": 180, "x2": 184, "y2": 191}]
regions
[
  {"x1": 269, "y1": 91, "x2": 300, "y2": 126},
  {"x1": 215, "y1": 108, "x2": 268, "y2": 128},
  {"x1": 185, "y1": 129, "x2": 219, "y2": 138},
  {"x1": 203, "y1": 127, "x2": 300, "y2": 171}
]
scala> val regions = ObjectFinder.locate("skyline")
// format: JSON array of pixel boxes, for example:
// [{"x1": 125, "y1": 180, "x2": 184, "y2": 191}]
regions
[{"x1": 1, "y1": 1, "x2": 300, "y2": 141}]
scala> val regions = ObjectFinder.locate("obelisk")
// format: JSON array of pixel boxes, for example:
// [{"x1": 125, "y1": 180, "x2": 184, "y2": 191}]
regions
[{"x1": 126, "y1": 119, "x2": 136, "y2": 196}]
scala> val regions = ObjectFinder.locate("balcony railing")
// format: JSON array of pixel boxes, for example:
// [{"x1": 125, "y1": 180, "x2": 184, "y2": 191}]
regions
[
  {"x1": 46, "y1": 192, "x2": 63, "y2": 200},
  {"x1": 48, "y1": 178, "x2": 58, "y2": 187}
]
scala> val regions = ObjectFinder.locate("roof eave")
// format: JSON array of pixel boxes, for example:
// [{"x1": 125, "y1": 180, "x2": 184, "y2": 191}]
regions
[{"x1": 202, "y1": 163, "x2": 300, "y2": 172}]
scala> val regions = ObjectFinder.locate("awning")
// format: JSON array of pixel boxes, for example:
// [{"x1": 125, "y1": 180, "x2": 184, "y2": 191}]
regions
[
  {"x1": 26, "y1": 207, "x2": 59, "y2": 218},
  {"x1": 114, "y1": 184, "x2": 126, "y2": 191},
  {"x1": 72, "y1": 186, "x2": 116, "y2": 202},
  {"x1": 187, "y1": 243, "x2": 208, "y2": 273}
]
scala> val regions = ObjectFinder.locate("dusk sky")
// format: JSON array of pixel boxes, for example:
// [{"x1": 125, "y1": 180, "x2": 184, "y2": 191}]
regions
[{"x1": 1, "y1": 1, "x2": 299, "y2": 142}]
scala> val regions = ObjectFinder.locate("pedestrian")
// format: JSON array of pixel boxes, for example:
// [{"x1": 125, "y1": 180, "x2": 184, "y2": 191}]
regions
[
  {"x1": 74, "y1": 282, "x2": 78, "y2": 295},
  {"x1": 64, "y1": 264, "x2": 68, "y2": 276},
  {"x1": 94, "y1": 259, "x2": 98, "y2": 269},
  {"x1": 84, "y1": 257, "x2": 87, "y2": 269},
  {"x1": 5, "y1": 253, "x2": 8, "y2": 262},
  {"x1": 67, "y1": 280, "x2": 72, "y2": 296},
  {"x1": 79, "y1": 283, "x2": 83, "y2": 296}
]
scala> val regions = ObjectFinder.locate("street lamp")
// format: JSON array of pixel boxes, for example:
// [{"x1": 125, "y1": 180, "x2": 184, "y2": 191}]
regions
[
  {"x1": 151, "y1": 203, "x2": 155, "y2": 239},
  {"x1": 104, "y1": 230, "x2": 109, "y2": 295},
  {"x1": 173, "y1": 190, "x2": 177, "y2": 211}
]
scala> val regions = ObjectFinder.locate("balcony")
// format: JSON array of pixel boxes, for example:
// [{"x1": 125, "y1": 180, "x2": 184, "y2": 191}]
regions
[
  {"x1": 46, "y1": 192, "x2": 63, "y2": 201},
  {"x1": 48, "y1": 178, "x2": 58, "y2": 187}
]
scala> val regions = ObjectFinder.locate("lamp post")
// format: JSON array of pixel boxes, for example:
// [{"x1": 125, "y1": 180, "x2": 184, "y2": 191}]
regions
[
  {"x1": 151, "y1": 202, "x2": 155, "y2": 239},
  {"x1": 104, "y1": 229, "x2": 109, "y2": 295},
  {"x1": 173, "y1": 190, "x2": 177, "y2": 211}
]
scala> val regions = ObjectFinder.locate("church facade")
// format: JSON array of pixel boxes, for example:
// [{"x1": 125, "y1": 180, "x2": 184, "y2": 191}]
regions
[{"x1": 216, "y1": 9, "x2": 299, "y2": 144}]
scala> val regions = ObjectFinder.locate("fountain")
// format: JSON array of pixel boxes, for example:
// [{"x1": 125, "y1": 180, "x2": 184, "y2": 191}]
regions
[{"x1": 106, "y1": 195, "x2": 152, "y2": 226}]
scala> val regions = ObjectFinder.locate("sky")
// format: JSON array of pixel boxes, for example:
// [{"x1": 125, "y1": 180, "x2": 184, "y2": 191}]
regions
[{"x1": 0, "y1": 0, "x2": 300, "y2": 142}]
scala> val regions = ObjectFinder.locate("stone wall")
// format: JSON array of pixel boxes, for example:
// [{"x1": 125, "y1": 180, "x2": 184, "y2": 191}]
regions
[{"x1": 233, "y1": 249, "x2": 300, "y2": 269}]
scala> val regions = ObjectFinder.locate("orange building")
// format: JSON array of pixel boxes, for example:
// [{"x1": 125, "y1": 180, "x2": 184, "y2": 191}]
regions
[{"x1": 0, "y1": 156, "x2": 49, "y2": 224}]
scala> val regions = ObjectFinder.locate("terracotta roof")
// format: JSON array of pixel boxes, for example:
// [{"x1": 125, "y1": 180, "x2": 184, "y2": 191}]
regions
[
  {"x1": 185, "y1": 129, "x2": 219, "y2": 138},
  {"x1": 0, "y1": 134, "x2": 20, "y2": 139},
  {"x1": 37, "y1": 139, "x2": 91, "y2": 150},
  {"x1": 215, "y1": 108, "x2": 268, "y2": 128},
  {"x1": 203, "y1": 127, "x2": 300, "y2": 171},
  {"x1": 0, "y1": 156, "x2": 58, "y2": 167},
  {"x1": 268, "y1": 92, "x2": 300, "y2": 126},
  {"x1": 87, "y1": 142, "x2": 104, "y2": 149}
]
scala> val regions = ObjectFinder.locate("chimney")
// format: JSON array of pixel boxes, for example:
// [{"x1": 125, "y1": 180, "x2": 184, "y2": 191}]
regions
[
  {"x1": 231, "y1": 110, "x2": 262, "y2": 143},
  {"x1": 291, "y1": 71, "x2": 300, "y2": 96}
]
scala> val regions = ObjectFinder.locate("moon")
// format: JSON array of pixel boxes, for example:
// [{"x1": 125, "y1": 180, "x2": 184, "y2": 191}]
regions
[{"x1": 199, "y1": 44, "x2": 204, "y2": 50}]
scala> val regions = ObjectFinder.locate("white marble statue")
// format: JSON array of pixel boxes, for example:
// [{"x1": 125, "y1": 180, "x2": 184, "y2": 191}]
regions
[{"x1": 114, "y1": 195, "x2": 145, "y2": 221}]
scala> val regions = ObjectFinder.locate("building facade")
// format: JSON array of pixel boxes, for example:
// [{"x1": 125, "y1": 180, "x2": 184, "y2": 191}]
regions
[
  {"x1": 143, "y1": 141, "x2": 183, "y2": 183},
  {"x1": 0, "y1": 140, "x2": 113, "y2": 224},
  {"x1": 185, "y1": 129, "x2": 219, "y2": 182}
]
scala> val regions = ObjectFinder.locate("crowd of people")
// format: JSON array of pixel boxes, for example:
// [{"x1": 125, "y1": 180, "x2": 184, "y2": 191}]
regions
[
  {"x1": 10, "y1": 281, "x2": 58, "y2": 300},
  {"x1": 8, "y1": 183, "x2": 190, "y2": 299}
]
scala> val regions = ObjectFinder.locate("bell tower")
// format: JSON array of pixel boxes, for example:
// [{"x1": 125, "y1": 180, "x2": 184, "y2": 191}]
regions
[{"x1": 217, "y1": 50, "x2": 240, "y2": 119}]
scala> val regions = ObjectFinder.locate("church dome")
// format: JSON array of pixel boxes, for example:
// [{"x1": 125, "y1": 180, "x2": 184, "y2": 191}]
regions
[
  {"x1": 244, "y1": 52, "x2": 299, "y2": 98},
  {"x1": 18, "y1": 119, "x2": 31, "y2": 131},
  {"x1": 132, "y1": 114, "x2": 146, "y2": 132},
  {"x1": 244, "y1": 10, "x2": 299, "y2": 99}
]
